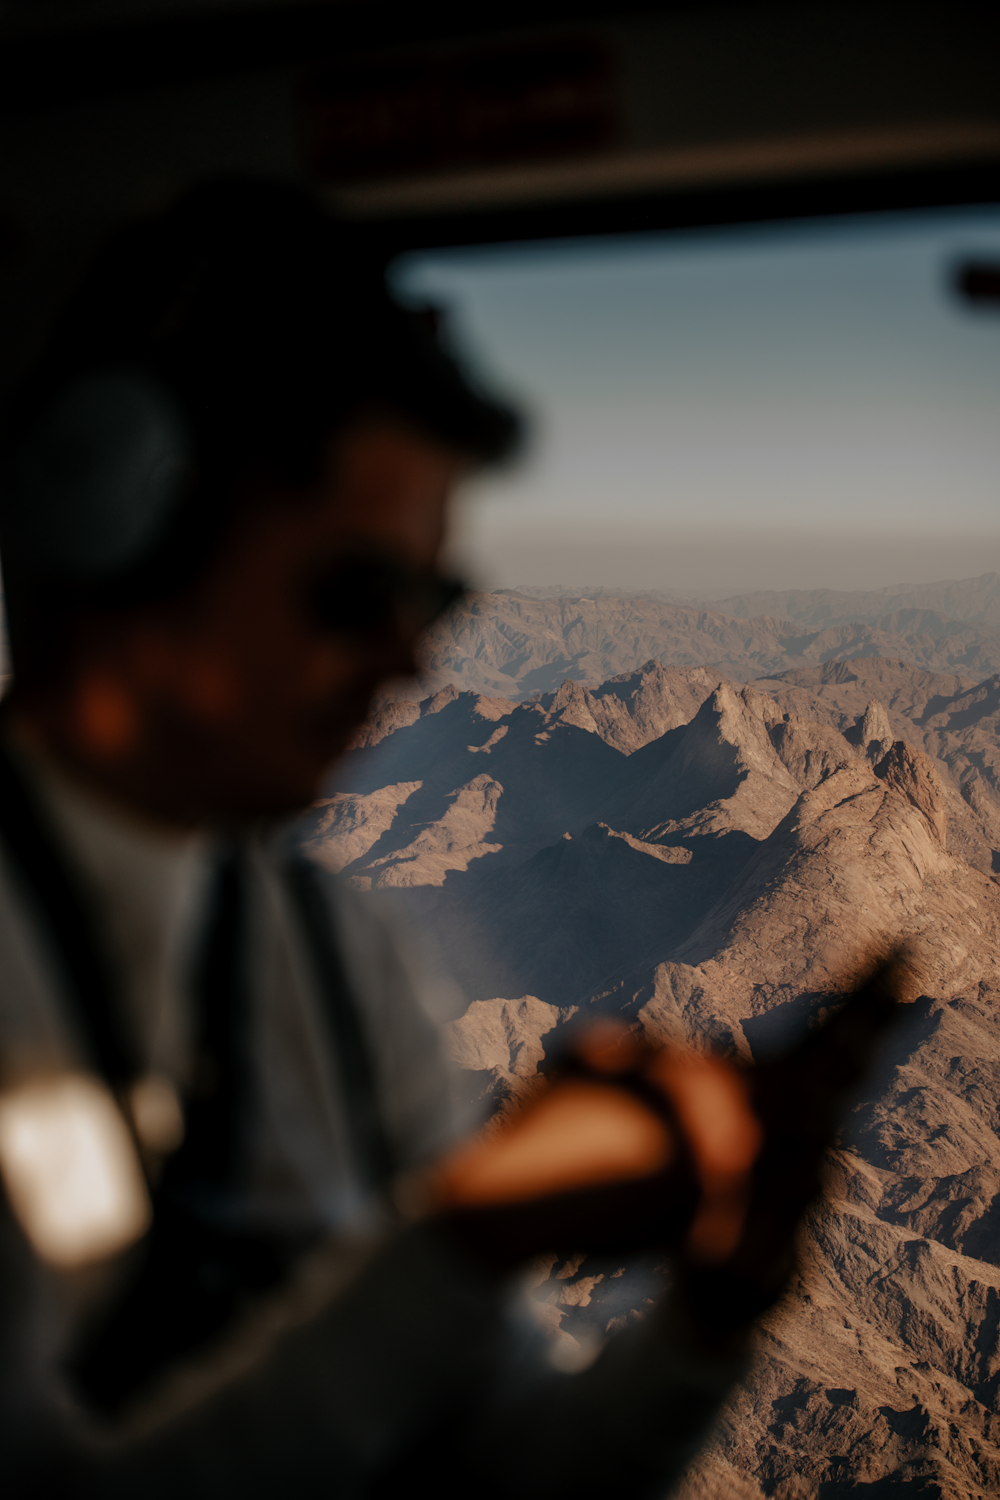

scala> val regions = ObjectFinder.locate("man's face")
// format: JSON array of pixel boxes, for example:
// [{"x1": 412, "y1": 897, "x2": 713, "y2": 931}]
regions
[{"x1": 49, "y1": 419, "x2": 465, "y2": 824}]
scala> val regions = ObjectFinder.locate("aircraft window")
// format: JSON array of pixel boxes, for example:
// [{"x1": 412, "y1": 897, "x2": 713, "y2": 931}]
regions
[
  {"x1": 317, "y1": 210, "x2": 1000, "y2": 1493},
  {"x1": 392, "y1": 207, "x2": 1000, "y2": 597}
]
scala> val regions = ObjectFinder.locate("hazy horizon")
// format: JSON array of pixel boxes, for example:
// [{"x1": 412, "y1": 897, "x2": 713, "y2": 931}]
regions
[
  {"x1": 395, "y1": 206, "x2": 1000, "y2": 597},
  {"x1": 444, "y1": 513, "x2": 1000, "y2": 600}
]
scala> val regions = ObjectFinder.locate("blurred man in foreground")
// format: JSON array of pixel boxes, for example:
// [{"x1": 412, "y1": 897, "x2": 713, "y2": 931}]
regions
[{"x1": 0, "y1": 181, "x2": 901, "y2": 1496}]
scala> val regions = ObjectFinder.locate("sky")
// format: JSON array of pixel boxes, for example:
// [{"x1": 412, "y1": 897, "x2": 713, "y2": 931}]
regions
[{"x1": 393, "y1": 206, "x2": 1000, "y2": 598}]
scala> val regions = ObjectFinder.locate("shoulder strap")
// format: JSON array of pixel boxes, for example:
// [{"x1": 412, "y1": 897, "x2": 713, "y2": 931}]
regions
[
  {"x1": 0, "y1": 742, "x2": 134, "y2": 1090},
  {"x1": 284, "y1": 854, "x2": 396, "y2": 1193}
]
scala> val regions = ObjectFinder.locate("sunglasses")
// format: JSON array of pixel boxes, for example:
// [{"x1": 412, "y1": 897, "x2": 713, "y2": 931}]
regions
[{"x1": 305, "y1": 555, "x2": 466, "y2": 640}]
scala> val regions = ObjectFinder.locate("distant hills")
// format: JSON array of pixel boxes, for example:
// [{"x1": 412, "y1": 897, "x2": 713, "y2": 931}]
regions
[
  {"x1": 718, "y1": 570, "x2": 1000, "y2": 630},
  {"x1": 414, "y1": 574, "x2": 1000, "y2": 699},
  {"x1": 512, "y1": 571, "x2": 1000, "y2": 629},
  {"x1": 313, "y1": 621, "x2": 1000, "y2": 1498}
]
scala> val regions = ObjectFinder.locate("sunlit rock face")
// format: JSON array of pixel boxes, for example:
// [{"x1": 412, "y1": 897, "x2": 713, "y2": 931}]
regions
[{"x1": 307, "y1": 623, "x2": 1000, "y2": 1497}]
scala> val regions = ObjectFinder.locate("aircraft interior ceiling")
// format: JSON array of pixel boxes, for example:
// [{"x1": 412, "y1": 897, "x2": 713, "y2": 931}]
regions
[{"x1": 0, "y1": 0, "x2": 997, "y2": 392}]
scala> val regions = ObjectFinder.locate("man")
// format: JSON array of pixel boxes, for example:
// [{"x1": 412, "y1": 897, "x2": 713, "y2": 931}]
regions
[{"x1": 0, "y1": 179, "x2": 897, "y2": 1496}]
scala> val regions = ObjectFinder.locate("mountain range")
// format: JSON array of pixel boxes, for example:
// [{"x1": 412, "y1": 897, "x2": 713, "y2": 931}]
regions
[
  {"x1": 312, "y1": 587, "x2": 1000, "y2": 1498},
  {"x1": 513, "y1": 572, "x2": 1000, "y2": 630},
  {"x1": 411, "y1": 573, "x2": 1000, "y2": 700},
  {"x1": 719, "y1": 572, "x2": 1000, "y2": 631}
]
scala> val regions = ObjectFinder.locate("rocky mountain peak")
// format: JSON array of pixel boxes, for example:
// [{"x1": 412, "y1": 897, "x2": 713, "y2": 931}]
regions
[
  {"x1": 581, "y1": 660, "x2": 720, "y2": 754},
  {"x1": 627, "y1": 682, "x2": 801, "y2": 842},
  {"x1": 675, "y1": 681, "x2": 788, "y2": 779},
  {"x1": 470, "y1": 694, "x2": 516, "y2": 723},
  {"x1": 846, "y1": 697, "x2": 895, "y2": 761},
  {"x1": 424, "y1": 682, "x2": 460, "y2": 714},
  {"x1": 443, "y1": 995, "x2": 565, "y2": 1109},
  {"x1": 874, "y1": 739, "x2": 948, "y2": 844},
  {"x1": 540, "y1": 678, "x2": 600, "y2": 734}
]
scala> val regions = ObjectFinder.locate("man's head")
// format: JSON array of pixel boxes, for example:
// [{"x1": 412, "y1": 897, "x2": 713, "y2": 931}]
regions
[{"x1": 0, "y1": 180, "x2": 519, "y2": 824}]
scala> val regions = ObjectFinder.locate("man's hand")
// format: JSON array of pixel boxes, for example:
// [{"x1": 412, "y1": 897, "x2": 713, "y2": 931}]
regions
[
  {"x1": 426, "y1": 1017, "x2": 762, "y2": 1272},
  {"x1": 426, "y1": 953, "x2": 911, "y2": 1334}
]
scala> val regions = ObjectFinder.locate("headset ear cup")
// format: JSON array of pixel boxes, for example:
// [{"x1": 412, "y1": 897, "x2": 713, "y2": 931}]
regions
[{"x1": 4, "y1": 367, "x2": 193, "y2": 580}]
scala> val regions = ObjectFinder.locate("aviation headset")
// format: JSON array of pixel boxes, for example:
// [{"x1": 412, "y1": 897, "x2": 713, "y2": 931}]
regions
[
  {"x1": 0, "y1": 179, "x2": 521, "y2": 654},
  {"x1": 2, "y1": 365, "x2": 194, "y2": 584}
]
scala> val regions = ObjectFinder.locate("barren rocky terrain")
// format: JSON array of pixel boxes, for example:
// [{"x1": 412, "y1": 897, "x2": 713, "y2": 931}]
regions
[
  {"x1": 412, "y1": 575, "x2": 1000, "y2": 699},
  {"x1": 719, "y1": 572, "x2": 1000, "y2": 632},
  {"x1": 311, "y1": 583, "x2": 1000, "y2": 1497}
]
